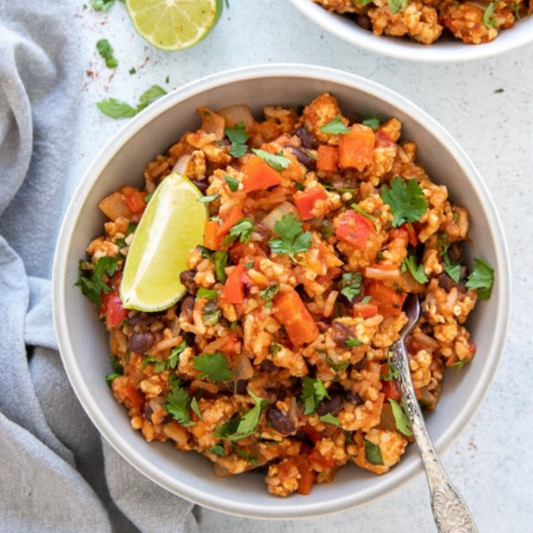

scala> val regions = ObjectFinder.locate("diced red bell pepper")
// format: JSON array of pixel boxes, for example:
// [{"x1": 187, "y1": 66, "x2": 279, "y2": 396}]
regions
[
  {"x1": 204, "y1": 220, "x2": 223, "y2": 250},
  {"x1": 338, "y1": 124, "x2": 375, "y2": 171},
  {"x1": 316, "y1": 145, "x2": 339, "y2": 172},
  {"x1": 273, "y1": 288, "x2": 319, "y2": 346},
  {"x1": 400, "y1": 222, "x2": 419, "y2": 247},
  {"x1": 241, "y1": 155, "x2": 282, "y2": 192},
  {"x1": 217, "y1": 207, "x2": 245, "y2": 237},
  {"x1": 122, "y1": 384, "x2": 144, "y2": 412},
  {"x1": 103, "y1": 291, "x2": 129, "y2": 327},
  {"x1": 223, "y1": 263, "x2": 246, "y2": 304},
  {"x1": 293, "y1": 456, "x2": 316, "y2": 495},
  {"x1": 307, "y1": 448, "x2": 335, "y2": 470},
  {"x1": 352, "y1": 302, "x2": 379, "y2": 319},
  {"x1": 293, "y1": 187, "x2": 328, "y2": 220},
  {"x1": 122, "y1": 186, "x2": 147, "y2": 215},
  {"x1": 335, "y1": 210, "x2": 375, "y2": 249},
  {"x1": 364, "y1": 280, "x2": 407, "y2": 318},
  {"x1": 380, "y1": 378, "x2": 401, "y2": 402}
]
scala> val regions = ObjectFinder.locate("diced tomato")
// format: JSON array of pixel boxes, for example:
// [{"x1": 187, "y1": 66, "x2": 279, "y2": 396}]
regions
[
  {"x1": 352, "y1": 302, "x2": 379, "y2": 319},
  {"x1": 223, "y1": 263, "x2": 246, "y2": 304},
  {"x1": 204, "y1": 220, "x2": 223, "y2": 250},
  {"x1": 229, "y1": 241, "x2": 256, "y2": 263},
  {"x1": 122, "y1": 186, "x2": 147, "y2": 215},
  {"x1": 380, "y1": 376, "x2": 401, "y2": 402},
  {"x1": 335, "y1": 210, "x2": 375, "y2": 249},
  {"x1": 122, "y1": 385, "x2": 144, "y2": 412},
  {"x1": 103, "y1": 291, "x2": 129, "y2": 327},
  {"x1": 273, "y1": 288, "x2": 319, "y2": 346},
  {"x1": 401, "y1": 222, "x2": 419, "y2": 247},
  {"x1": 307, "y1": 448, "x2": 335, "y2": 470},
  {"x1": 364, "y1": 280, "x2": 407, "y2": 318},
  {"x1": 316, "y1": 145, "x2": 339, "y2": 172},
  {"x1": 294, "y1": 457, "x2": 316, "y2": 495},
  {"x1": 338, "y1": 124, "x2": 375, "y2": 171},
  {"x1": 293, "y1": 187, "x2": 328, "y2": 220},
  {"x1": 241, "y1": 155, "x2": 282, "y2": 192}
]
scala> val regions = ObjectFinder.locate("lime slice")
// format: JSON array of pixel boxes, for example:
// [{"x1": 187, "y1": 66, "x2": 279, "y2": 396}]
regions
[
  {"x1": 126, "y1": 0, "x2": 223, "y2": 51},
  {"x1": 120, "y1": 173, "x2": 207, "y2": 311}
]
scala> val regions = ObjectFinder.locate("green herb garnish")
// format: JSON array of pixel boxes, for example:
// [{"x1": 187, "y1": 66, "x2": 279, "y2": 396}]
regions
[
  {"x1": 402, "y1": 254, "x2": 428, "y2": 284},
  {"x1": 268, "y1": 213, "x2": 312, "y2": 261},
  {"x1": 381, "y1": 175, "x2": 428, "y2": 227},
  {"x1": 465, "y1": 257, "x2": 495, "y2": 300},
  {"x1": 97, "y1": 85, "x2": 167, "y2": 119},
  {"x1": 225, "y1": 122, "x2": 249, "y2": 158},
  {"x1": 364, "y1": 439, "x2": 384, "y2": 465},
  {"x1": 193, "y1": 352, "x2": 233, "y2": 382},
  {"x1": 340, "y1": 272, "x2": 362, "y2": 301},
  {"x1": 214, "y1": 251, "x2": 229, "y2": 283},
  {"x1": 320, "y1": 115, "x2": 350, "y2": 135},
  {"x1": 197, "y1": 194, "x2": 219, "y2": 204},
  {"x1": 75, "y1": 256, "x2": 120, "y2": 308},
  {"x1": 165, "y1": 383, "x2": 196, "y2": 427},
  {"x1": 196, "y1": 288, "x2": 218, "y2": 300},
  {"x1": 224, "y1": 175, "x2": 240, "y2": 192},
  {"x1": 96, "y1": 39, "x2": 118, "y2": 68},
  {"x1": 362, "y1": 114, "x2": 381, "y2": 131},
  {"x1": 389, "y1": 399, "x2": 412, "y2": 437},
  {"x1": 300, "y1": 377, "x2": 330, "y2": 415},
  {"x1": 252, "y1": 149, "x2": 291, "y2": 172},
  {"x1": 319, "y1": 413, "x2": 341, "y2": 426}
]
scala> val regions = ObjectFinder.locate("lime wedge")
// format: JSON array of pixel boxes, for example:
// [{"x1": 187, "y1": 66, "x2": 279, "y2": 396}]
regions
[
  {"x1": 126, "y1": 0, "x2": 223, "y2": 51},
  {"x1": 120, "y1": 173, "x2": 207, "y2": 311}
]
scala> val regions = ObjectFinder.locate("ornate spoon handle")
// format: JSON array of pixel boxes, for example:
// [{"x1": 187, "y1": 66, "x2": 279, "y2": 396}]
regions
[{"x1": 391, "y1": 341, "x2": 479, "y2": 533}]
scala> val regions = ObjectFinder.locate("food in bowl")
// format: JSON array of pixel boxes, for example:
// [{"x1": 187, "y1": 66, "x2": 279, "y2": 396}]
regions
[
  {"x1": 310, "y1": 0, "x2": 532, "y2": 44},
  {"x1": 76, "y1": 92, "x2": 494, "y2": 497}
]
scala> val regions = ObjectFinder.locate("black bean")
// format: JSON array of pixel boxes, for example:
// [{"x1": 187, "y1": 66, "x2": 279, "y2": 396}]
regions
[
  {"x1": 438, "y1": 272, "x2": 455, "y2": 292},
  {"x1": 288, "y1": 145, "x2": 316, "y2": 169},
  {"x1": 457, "y1": 281, "x2": 467, "y2": 295},
  {"x1": 355, "y1": 14, "x2": 372, "y2": 31},
  {"x1": 447, "y1": 242, "x2": 462, "y2": 264},
  {"x1": 267, "y1": 408, "x2": 295, "y2": 435},
  {"x1": 235, "y1": 380, "x2": 248, "y2": 395},
  {"x1": 192, "y1": 180, "x2": 208, "y2": 193},
  {"x1": 296, "y1": 126, "x2": 316, "y2": 149},
  {"x1": 179, "y1": 270, "x2": 197, "y2": 295},
  {"x1": 344, "y1": 390, "x2": 364, "y2": 406},
  {"x1": 180, "y1": 295, "x2": 195, "y2": 320},
  {"x1": 317, "y1": 393, "x2": 343, "y2": 416},
  {"x1": 129, "y1": 312, "x2": 156, "y2": 327},
  {"x1": 129, "y1": 331, "x2": 155, "y2": 354},
  {"x1": 331, "y1": 321, "x2": 355, "y2": 347},
  {"x1": 260, "y1": 359, "x2": 277, "y2": 373}
]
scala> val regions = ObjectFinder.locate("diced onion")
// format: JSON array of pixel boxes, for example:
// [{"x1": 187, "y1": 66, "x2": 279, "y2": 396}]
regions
[
  {"x1": 364, "y1": 267, "x2": 401, "y2": 281},
  {"x1": 234, "y1": 353, "x2": 254, "y2": 381},
  {"x1": 411, "y1": 331, "x2": 440, "y2": 351},
  {"x1": 216, "y1": 104, "x2": 254, "y2": 131},
  {"x1": 260, "y1": 202, "x2": 299, "y2": 233},
  {"x1": 172, "y1": 154, "x2": 191, "y2": 175},
  {"x1": 198, "y1": 106, "x2": 225, "y2": 140}
]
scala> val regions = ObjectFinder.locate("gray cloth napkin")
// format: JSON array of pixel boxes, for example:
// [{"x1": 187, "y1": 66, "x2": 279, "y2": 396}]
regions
[{"x1": 0, "y1": 2, "x2": 199, "y2": 531}]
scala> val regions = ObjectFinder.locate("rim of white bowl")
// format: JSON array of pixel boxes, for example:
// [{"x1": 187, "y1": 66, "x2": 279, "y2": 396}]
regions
[
  {"x1": 53, "y1": 63, "x2": 511, "y2": 518},
  {"x1": 287, "y1": 0, "x2": 533, "y2": 62}
]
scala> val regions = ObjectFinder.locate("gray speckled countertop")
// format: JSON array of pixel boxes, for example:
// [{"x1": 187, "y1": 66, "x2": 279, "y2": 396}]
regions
[{"x1": 72, "y1": 2, "x2": 533, "y2": 531}]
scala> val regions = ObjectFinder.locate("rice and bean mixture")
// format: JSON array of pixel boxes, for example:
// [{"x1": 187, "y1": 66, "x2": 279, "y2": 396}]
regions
[
  {"x1": 312, "y1": 0, "x2": 532, "y2": 45},
  {"x1": 77, "y1": 93, "x2": 493, "y2": 496}
]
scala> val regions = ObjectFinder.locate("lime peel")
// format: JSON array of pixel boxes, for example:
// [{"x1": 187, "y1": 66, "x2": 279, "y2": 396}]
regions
[{"x1": 120, "y1": 173, "x2": 207, "y2": 311}]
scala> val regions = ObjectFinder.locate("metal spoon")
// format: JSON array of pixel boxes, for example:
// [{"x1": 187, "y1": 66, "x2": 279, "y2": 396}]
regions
[{"x1": 390, "y1": 293, "x2": 479, "y2": 533}]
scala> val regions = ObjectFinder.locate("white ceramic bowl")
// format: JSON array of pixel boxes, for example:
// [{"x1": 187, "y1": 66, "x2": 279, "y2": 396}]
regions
[
  {"x1": 53, "y1": 64, "x2": 510, "y2": 519},
  {"x1": 288, "y1": 0, "x2": 533, "y2": 62}
]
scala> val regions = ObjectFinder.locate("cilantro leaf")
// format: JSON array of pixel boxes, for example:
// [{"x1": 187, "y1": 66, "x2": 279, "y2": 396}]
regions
[
  {"x1": 300, "y1": 377, "x2": 329, "y2": 415},
  {"x1": 364, "y1": 438, "x2": 384, "y2": 465},
  {"x1": 465, "y1": 257, "x2": 495, "y2": 300},
  {"x1": 193, "y1": 352, "x2": 233, "y2": 382},
  {"x1": 259, "y1": 284, "x2": 279, "y2": 302},
  {"x1": 351, "y1": 203, "x2": 376, "y2": 222},
  {"x1": 214, "y1": 250, "x2": 229, "y2": 283},
  {"x1": 206, "y1": 444, "x2": 225, "y2": 457},
  {"x1": 190, "y1": 396, "x2": 203, "y2": 420},
  {"x1": 75, "y1": 256, "x2": 120, "y2": 308},
  {"x1": 96, "y1": 98, "x2": 138, "y2": 119},
  {"x1": 91, "y1": 0, "x2": 115, "y2": 10},
  {"x1": 319, "y1": 413, "x2": 341, "y2": 426},
  {"x1": 320, "y1": 220, "x2": 334, "y2": 239},
  {"x1": 141, "y1": 356, "x2": 167, "y2": 373},
  {"x1": 382, "y1": 352, "x2": 400, "y2": 381},
  {"x1": 165, "y1": 384, "x2": 196, "y2": 427},
  {"x1": 233, "y1": 391, "x2": 268, "y2": 437},
  {"x1": 168, "y1": 340, "x2": 188, "y2": 370},
  {"x1": 362, "y1": 114, "x2": 381, "y2": 131},
  {"x1": 225, "y1": 122, "x2": 249, "y2": 158},
  {"x1": 345, "y1": 338, "x2": 362, "y2": 347},
  {"x1": 442, "y1": 252, "x2": 461, "y2": 284},
  {"x1": 268, "y1": 213, "x2": 312, "y2": 261},
  {"x1": 96, "y1": 39, "x2": 118, "y2": 68},
  {"x1": 105, "y1": 354, "x2": 123, "y2": 386},
  {"x1": 402, "y1": 254, "x2": 428, "y2": 284},
  {"x1": 202, "y1": 301, "x2": 221, "y2": 326},
  {"x1": 196, "y1": 194, "x2": 219, "y2": 204},
  {"x1": 225, "y1": 218, "x2": 256, "y2": 245},
  {"x1": 224, "y1": 175, "x2": 240, "y2": 192},
  {"x1": 340, "y1": 272, "x2": 362, "y2": 301},
  {"x1": 381, "y1": 175, "x2": 428, "y2": 227},
  {"x1": 196, "y1": 288, "x2": 218, "y2": 300},
  {"x1": 450, "y1": 358, "x2": 473, "y2": 370},
  {"x1": 326, "y1": 355, "x2": 350, "y2": 372},
  {"x1": 320, "y1": 115, "x2": 350, "y2": 135},
  {"x1": 252, "y1": 149, "x2": 291, "y2": 172},
  {"x1": 389, "y1": 399, "x2": 413, "y2": 437},
  {"x1": 483, "y1": 0, "x2": 498, "y2": 27},
  {"x1": 387, "y1": 0, "x2": 408, "y2": 12}
]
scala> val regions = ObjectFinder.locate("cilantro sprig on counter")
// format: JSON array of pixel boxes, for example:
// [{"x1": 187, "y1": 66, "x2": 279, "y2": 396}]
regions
[
  {"x1": 268, "y1": 213, "x2": 312, "y2": 261},
  {"x1": 97, "y1": 85, "x2": 167, "y2": 119},
  {"x1": 75, "y1": 255, "x2": 120, "y2": 308},
  {"x1": 96, "y1": 39, "x2": 118, "y2": 68},
  {"x1": 381, "y1": 175, "x2": 428, "y2": 227}
]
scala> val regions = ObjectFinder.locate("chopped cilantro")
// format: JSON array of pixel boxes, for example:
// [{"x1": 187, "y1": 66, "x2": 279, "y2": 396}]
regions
[
  {"x1": 196, "y1": 194, "x2": 219, "y2": 204},
  {"x1": 345, "y1": 338, "x2": 362, "y2": 347},
  {"x1": 360, "y1": 295, "x2": 372, "y2": 304},
  {"x1": 465, "y1": 257, "x2": 495, "y2": 300},
  {"x1": 259, "y1": 284, "x2": 279, "y2": 302},
  {"x1": 362, "y1": 114, "x2": 381, "y2": 131},
  {"x1": 225, "y1": 122, "x2": 248, "y2": 158},
  {"x1": 91, "y1": 0, "x2": 115, "y2": 11},
  {"x1": 451, "y1": 358, "x2": 473, "y2": 370},
  {"x1": 197, "y1": 288, "x2": 218, "y2": 300},
  {"x1": 129, "y1": 67, "x2": 136, "y2": 75},
  {"x1": 300, "y1": 377, "x2": 329, "y2": 415},
  {"x1": 320, "y1": 220, "x2": 334, "y2": 239},
  {"x1": 442, "y1": 251, "x2": 461, "y2": 284},
  {"x1": 144, "y1": 192, "x2": 153, "y2": 202},
  {"x1": 364, "y1": 439, "x2": 384, "y2": 465},
  {"x1": 141, "y1": 356, "x2": 167, "y2": 373},
  {"x1": 389, "y1": 399, "x2": 412, "y2": 437},
  {"x1": 382, "y1": 352, "x2": 400, "y2": 381},
  {"x1": 190, "y1": 396, "x2": 203, "y2": 420},
  {"x1": 224, "y1": 175, "x2": 240, "y2": 192},
  {"x1": 483, "y1": 0, "x2": 498, "y2": 27},
  {"x1": 96, "y1": 39, "x2": 118, "y2": 68},
  {"x1": 165, "y1": 383, "x2": 196, "y2": 427},
  {"x1": 225, "y1": 218, "x2": 256, "y2": 245},
  {"x1": 320, "y1": 115, "x2": 350, "y2": 135},
  {"x1": 268, "y1": 213, "x2": 312, "y2": 261},
  {"x1": 198, "y1": 245, "x2": 214, "y2": 259},
  {"x1": 494, "y1": 88, "x2": 505, "y2": 94},
  {"x1": 270, "y1": 342, "x2": 282, "y2": 356},
  {"x1": 244, "y1": 261, "x2": 255, "y2": 269},
  {"x1": 193, "y1": 352, "x2": 233, "y2": 382},
  {"x1": 235, "y1": 449, "x2": 257, "y2": 465},
  {"x1": 387, "y1": 0, "x2": 408, "y2": 12},
  {"x1": 206, "y1": 444, "x2": 225, "y2": 457},
  {"x1": 252, "y1": 149, "x2": 290, "y2": 172},
  {"x1": 381, "y1": 175, "x2": 428, "y2": 227},
  {"x1": 340, "y1": 272, "x2": 362, "y2": 301},
  {"x1": 202, "y1": 301, "x2": 221, "y2": 326},
  {"x1": 326, "y1": 355, "x2": 350, "y2": 372},
  {"x1": 402, "y1": 255, "x2": 428, "y2": 284},
  {"x1": 214, "y1": 250, "x2": 229, "y2": 283},
  {"x1": 137, "y1": 85, "x2": 167, "y2": 110},
  {"x1": 75, "y1": 256, "x2": 120, "y2": 308},
  {"x1": 168, "y1": 340, "x2": 188, "y2": 370},
  {"x1": 351, "y1": 203, "x2": 376, "y2": 221},
  {"x1": 97, "y1": 85, "x2": 167, "y2": 119},
  {"x1": 319, "y1": 413, "x2": 340, "y2": 426},
  {"x1": 105, "y1": 354, "x2": 123, "y2": 386}
]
